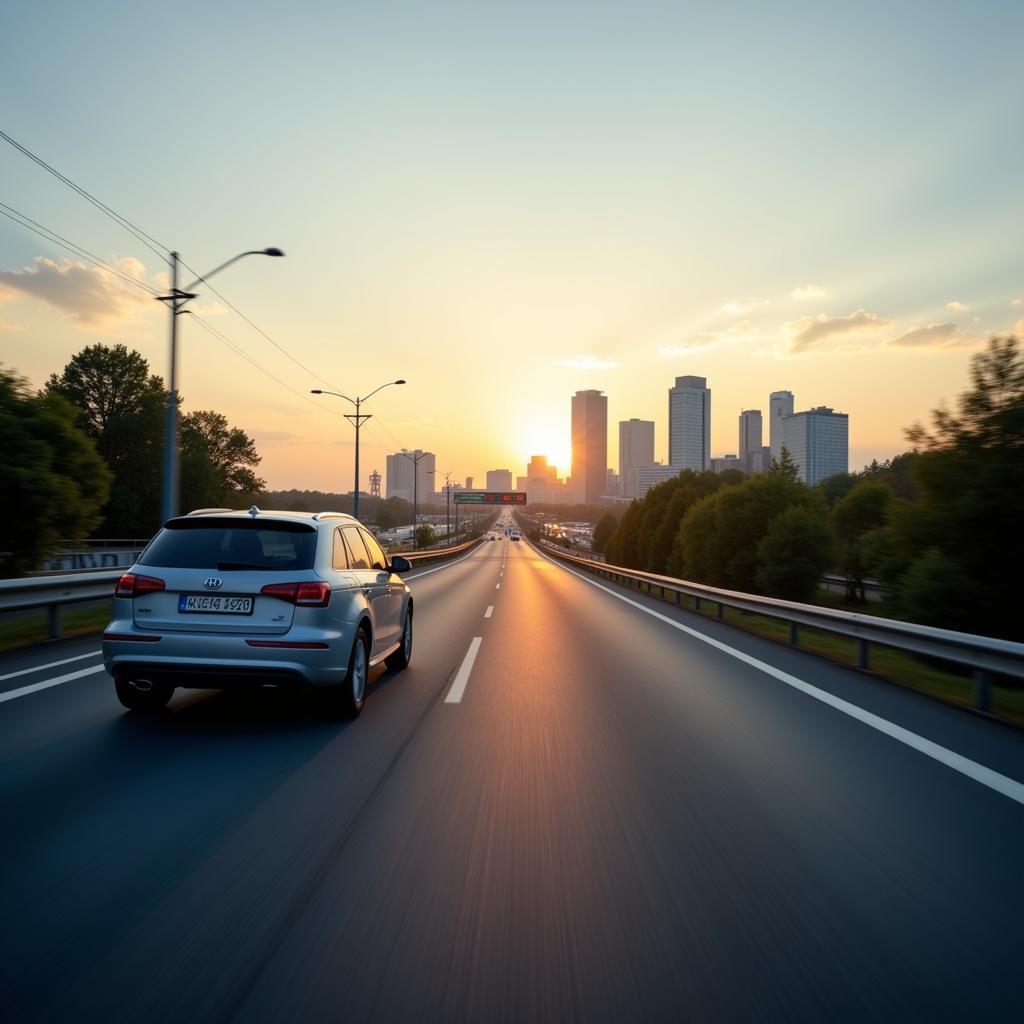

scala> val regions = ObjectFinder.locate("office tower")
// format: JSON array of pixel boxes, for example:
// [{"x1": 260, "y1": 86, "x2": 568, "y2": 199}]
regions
[
  {"x1": 465, "y1": 476, "x2": 474, "y2": 490},
  {"x1": 710, "y1": 454, "x2": 746, "y2": 474},
  {"x1": 738, "y1": 410, "x2": 763, "y2": 459},
  {"x1": 781, "y1": 407, "x2": 849, "y2": 485},
  {"x1": 634, "y1": 464, "x2": 677, "y2": 498},
  {"x1": 385, "y1": 450, "x2": 435, "y2": 502},
  {"x1": 486, "y1": 469, "x2": 513, "y2": 491},
  {"x1": 769, "y1": 390, "x2": 794, "y2": 461},
  {"x1": 618, "y1": 418, "x2": 655, "y2": 497},
  {"x1": 668, "y1": 375, "x2": 710, "y2": 471},
  {"x1": 571, "y1": 390, "x2": 608, "y2": 503}
]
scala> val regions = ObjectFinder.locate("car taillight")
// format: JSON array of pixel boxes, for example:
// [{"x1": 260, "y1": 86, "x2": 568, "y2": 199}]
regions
[
  {"x1": 259, "y1": 581, "x2": 331, "y2": 607},
  {"x1": 114, "y1": 573, "x2": 165, "y2": 598}
]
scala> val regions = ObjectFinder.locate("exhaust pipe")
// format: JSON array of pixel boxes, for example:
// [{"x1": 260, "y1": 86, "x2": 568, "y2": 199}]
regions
[{"x1": 131, "y1": 678, "x2": 154, "y2": 692}]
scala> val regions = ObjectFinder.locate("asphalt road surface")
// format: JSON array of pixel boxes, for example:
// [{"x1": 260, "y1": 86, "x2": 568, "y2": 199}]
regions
[{"x1": 2, "y1": 535, "x2": 1023, "y2": 1022}]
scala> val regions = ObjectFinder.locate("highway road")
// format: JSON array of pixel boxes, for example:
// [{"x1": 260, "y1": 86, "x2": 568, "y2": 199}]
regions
[{"x1": 2, "y1": 531, "x2": 1024, "y2": 1022}]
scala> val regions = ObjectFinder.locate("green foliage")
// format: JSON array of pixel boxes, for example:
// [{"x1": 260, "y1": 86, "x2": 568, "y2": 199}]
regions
[
  {"x1": 415, "y1": 523, "x2": 435, "y2": 548},
  {"x1": 831, "y1": 480, "x2": 892, "y2": 600},
  {"x1": 675, "y1": 473, "x2": 830, "y2": 595},
  {"x1": 591, "y1": 512, "x2": 618, "y2": 553},
  {"x1": 817, "y1": 472, "x2": 858, "y2": 507},
  {"x1": 0, "y1": 370, "x2": 111, "y2": 575},
  {"x1": 756, "y1": 506, "x2": 836, "y2": 602},
  {"x1": 180, "y1": 410, "x2": 264, "y2": 511},
  {"x1": 769, "y1": 446, "x2": 799, "y2": 482},
  {"x1": 898, "y1": 548, "x2": 976, "y2": 632},
  {"x1": 46, "y1": 343, "x2": 165, "y2": 536}
]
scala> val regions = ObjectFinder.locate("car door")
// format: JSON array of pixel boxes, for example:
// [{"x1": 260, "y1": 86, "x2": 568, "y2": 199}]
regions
[
  {"x1": 360, "y1": 528, "x2": 403, "y2": 648},
  {"x1": 340, "y1": 526, "x2": 393, "y2": 656}
]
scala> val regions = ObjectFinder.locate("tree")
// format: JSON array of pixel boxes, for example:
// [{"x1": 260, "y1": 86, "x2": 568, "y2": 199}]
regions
[
  {"x1": 769, "y1": 446, "x2": 800, "y2": 482},
  {"x1": 415, "y1": 523, "x2": 435, "y2": 548},
  {"x1": 46, "y1": 343, "x2": 165, "y2": 536},
  {"x1": 757, "y1": 507, "x2": 836, "y2": 602},
  {"x1": 591, "y1": 512, "x2": 618, "y2": 553},
  {"x1": 0, "y1": 370, "x2": 111, "y2": 575},
  {"x1": 884, "y1": 336, "x2": 1024, "y2": 638},
  {"x1": 179, "y1": 410, "x2": 264, "y2": 511},
  {"x1": 831, "y1": 480, "x2": 892, "y2": 600},
  {"x1": 817, "y1": 472, "x2": 858, "y2": 507}
]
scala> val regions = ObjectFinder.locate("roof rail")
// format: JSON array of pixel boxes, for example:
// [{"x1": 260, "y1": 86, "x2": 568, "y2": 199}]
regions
[
  {"x1": 312, "y1": 511, "x2": 350, "y2": 521},
  {"x1": 186, "y1": 508, "x2": 235, "y2": 515}
]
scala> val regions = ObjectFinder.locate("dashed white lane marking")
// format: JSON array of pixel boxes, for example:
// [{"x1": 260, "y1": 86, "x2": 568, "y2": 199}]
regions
[
  {"x1": 0, "y1": 665, "x2": 106, "y2": 704},
  {"x1": 445, "y1": 637, "x2": 483, "y2": 704},
  {"x1": 484, "y1": 606, "x2": 494, "y2": 618},
  {"x1": 0, "y1": 650, "x2": 101, "y2": 682},
  {"x1": 534, "y1": 544, "x2": 1024, "y2": 808},
  {"x1": 495, "y1": 583, "x2": 501, "y2": 590}
]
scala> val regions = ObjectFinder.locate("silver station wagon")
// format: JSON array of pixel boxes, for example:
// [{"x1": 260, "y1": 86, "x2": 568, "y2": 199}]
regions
[{"x1": 102, "y1": 508, "x2": 414, "y2": 717}]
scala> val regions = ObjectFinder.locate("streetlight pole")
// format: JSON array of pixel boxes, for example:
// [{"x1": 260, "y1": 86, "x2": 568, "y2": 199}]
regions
[
  {"x1": 156, "y1": 246, "x2": 284, "y2": 522},
  {"x1": 311, "y1": 380, "x2": 406, "y2": 520},
  {"x1": 399, "y1": 449, "x2": 428, "y2": 549}
]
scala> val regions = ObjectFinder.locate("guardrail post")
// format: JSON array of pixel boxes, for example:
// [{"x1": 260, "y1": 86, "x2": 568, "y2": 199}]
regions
[
  {"x1": 675, "y1": 590, "x2": 682, "y2": 605},
  {"x1": 789, "y1": 621, "x2": 798, "y2": 645},
  {"x1": 858, "y1": 639, "x2": 870, "y2": 670},
  {"x1": 717, "y1": 602, "x2": 724, "y2": 620},
  {"x1": 973, "y1": 670, "x2": 992, "y2": 711},
  {"x1": 695, "y1": 596, "x2": 701, "y2": 612},
  {"x1": 48, "y1": 604, "x2": 61, "y2": 639}
]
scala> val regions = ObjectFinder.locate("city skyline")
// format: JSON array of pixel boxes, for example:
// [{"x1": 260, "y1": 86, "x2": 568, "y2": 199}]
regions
[{"x1": 2, "y1": 2, "x2": 1023, "y2": 491}]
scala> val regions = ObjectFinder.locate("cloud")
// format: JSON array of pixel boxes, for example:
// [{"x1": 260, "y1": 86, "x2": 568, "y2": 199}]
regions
[
  {"x1": 790, "y1": 284, "x2": 826, "y2": 301},
  {"x1": 554, "y1": 353, "x2": 619, "y2": 370},
  {"x1": 887, "y1": 322, "x2": 974, "y2": 349},
  {"x1": 784, "y1": 308, "x2": 889, "y2": 352},
  {"x1": 0, "y1": 256, "x2": 155, "y2": 328},
  {"x1": 946, "y1": 300, "x2": 969, "y2": 311},
  {"x1": 718, "y1": 299, "x2": 766, "y2": 315},
  {"x1": 659, "y1": 320, "x2": 764, "y2": 356},
  {"x1": 1012, "y1": 298, "x2": 1022, "y2": 307}
]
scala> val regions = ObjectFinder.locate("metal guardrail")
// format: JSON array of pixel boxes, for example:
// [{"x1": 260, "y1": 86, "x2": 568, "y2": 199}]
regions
[
  {"x1": 537, "y1": 542, "x2": 1024, "y2": 709},
  {"x1": 0, "y1": 535, "x2": 488, "y2": 641}
]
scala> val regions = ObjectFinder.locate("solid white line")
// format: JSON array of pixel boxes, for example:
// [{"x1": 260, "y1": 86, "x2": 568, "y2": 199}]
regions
[
  {"x1": 445, "y1": 637, "x2": 483, "y2": 704},
  {"x1": 484, "y1": 606, "x2": 494, "y2": 618},
  {"x1": 535, "y1": 545, "x2": 1024, "y2": 808},
  {"x1": 0, "y1": 665, "x2": 106, "y2": 704},
  {"x1": 0, "y1": 649, "x2": 101, "y2": 682},
  {"x1": 404, "y1": 546, "x2": 481, "y2": 580}
]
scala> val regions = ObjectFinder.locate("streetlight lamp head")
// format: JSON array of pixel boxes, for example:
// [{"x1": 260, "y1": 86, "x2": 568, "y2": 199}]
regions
[
  {"x1": 262, "y1": 247, "x2": 285, "y2": 257},
  {"x1": 310, "y1": 389, "x2": 323, "y2": 394},
  {"x1": 395, "y1": 379, "x2": 406, "y2": 385}
]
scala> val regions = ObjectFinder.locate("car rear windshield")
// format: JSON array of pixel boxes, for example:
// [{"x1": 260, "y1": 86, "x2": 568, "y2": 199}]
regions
[{"x1": 139, "y1": 518, "x2": 318, "y2": 571}]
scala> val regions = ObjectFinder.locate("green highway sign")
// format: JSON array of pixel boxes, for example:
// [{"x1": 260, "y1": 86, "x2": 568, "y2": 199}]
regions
[{"x1": 453, "y1": 491, "x2": 527, "y2": 505}]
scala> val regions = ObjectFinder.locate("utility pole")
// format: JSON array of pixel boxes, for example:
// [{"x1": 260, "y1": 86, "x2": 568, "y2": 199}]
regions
[
  {"x1": 400, "y1": 449, "x2": 428, "y2": 549},
  {"x1": 344, "y1": 395, "x2": 372, "y2": 521},
  {"x1": 443, "y1": 471, "x2": 452, "y2": 547}
]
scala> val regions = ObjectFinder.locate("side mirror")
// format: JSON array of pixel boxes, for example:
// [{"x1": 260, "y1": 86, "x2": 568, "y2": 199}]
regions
[{"x1": 389, "y1": 555, "x2": 412, "y2": 574}]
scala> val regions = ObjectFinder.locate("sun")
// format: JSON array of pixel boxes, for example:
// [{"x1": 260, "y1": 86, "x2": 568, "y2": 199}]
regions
[{"x1": 518, "y1": 421, "x2": 571, "y2": 477}]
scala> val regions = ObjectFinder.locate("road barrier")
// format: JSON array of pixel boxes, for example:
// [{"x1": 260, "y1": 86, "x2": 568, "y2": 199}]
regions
[
  {"x1": 537, "y1": 542, "x2": 1024, "y2": 710},
  {"x1": 0, "y1": 534, "x2": 489, "y2": 641}
]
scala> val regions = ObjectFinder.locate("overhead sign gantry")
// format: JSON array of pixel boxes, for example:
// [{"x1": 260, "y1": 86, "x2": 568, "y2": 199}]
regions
[{"x1": 453, "y1": 491, "x2": 527, "y2": 505}]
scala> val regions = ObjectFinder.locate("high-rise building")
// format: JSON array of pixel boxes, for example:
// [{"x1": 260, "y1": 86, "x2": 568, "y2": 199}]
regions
[
  {"x1": 769, "y1": 390, "x2": 794, "y2": 462},
  {"x1": 668, "y1": 375, "x2": 710, "y2": 471},
  {"x1": 710, "y1": 454, "x2": 746, "y2": 474},
  {"x1": 618, "y1": 418, "x2": 655, "y2": 497},
  {"x1": 781, "y1": 407, "x2": 849, "y2": 485},
  {"x1": 633, "y1": 464, "x2": 677, "y2": 498},
  {"x1": 571, "y1": 390, "x2": 608, "y2": 504},
  {"x1": 465, "y1": 476, "x2": 474, "y2": 490},
  {"x1": 486, "y1": 469, "x2": 513, "y2": 491},
  {"x1": 738, "y1": 410, "x2": 763, "y2": 459},
  {"x1": 385, "y1": 449, "x2": 436, "y2": 503}
]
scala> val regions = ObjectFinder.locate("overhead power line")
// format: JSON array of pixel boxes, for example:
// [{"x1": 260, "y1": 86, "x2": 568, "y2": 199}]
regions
[
  {"x1": 0, "y1": 128, "x2": 169, "y2": 263},
  {"x1": 0, "y1": 202, "x2": 161, "y2": 296}
]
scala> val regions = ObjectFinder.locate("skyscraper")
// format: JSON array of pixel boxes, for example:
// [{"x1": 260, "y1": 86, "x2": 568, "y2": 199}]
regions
[
  {"x1": 385, "y1": 450, "x2": 436, "y2": 503},
  {"x1": 619, "y1": 418, "x2": 655, "y2": 498},
  {"x1": 571, "y1": 390, "x2": 608, "y2": 504},
  {"x1": 769, "y1": 390, "x2": 794, "y2": 461},
  {"x1": 781, "y1": 407, "x2": 849, "y2": 485},
  {"x1": 668, "y1": 375, "x2": 710, "y2": 471},
  {"x1": 738, "y1": 409, "x2": 763, "y2": 459},
  {"x1": 486, "y1": 469, "x2": 513, "y2": 491}
]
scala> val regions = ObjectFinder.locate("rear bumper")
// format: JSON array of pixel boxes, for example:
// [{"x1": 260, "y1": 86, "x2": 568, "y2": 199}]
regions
[{"x1": 102, "y1": 618, "x2": 353, "y2": 688}]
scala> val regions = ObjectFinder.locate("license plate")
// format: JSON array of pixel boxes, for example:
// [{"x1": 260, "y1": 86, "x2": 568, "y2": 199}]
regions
[{"x1": 178, "y1": 594, "x2": 254, "y2": 615}]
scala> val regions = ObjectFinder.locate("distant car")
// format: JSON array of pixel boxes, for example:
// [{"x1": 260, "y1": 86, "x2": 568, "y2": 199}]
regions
[
  {"x1": 511, "y1": 533, "x2": 521, "y2": 542},
  {"x1": 102, "y1": 508, "x2": 414, "y2": 718}
]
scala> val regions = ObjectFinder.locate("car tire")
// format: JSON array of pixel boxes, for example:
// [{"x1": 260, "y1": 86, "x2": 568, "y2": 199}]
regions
[
  {"x1": 330, "y1": 628, "x2": 370, "y2": 719},
  {"x1": 385, "y1": 612, "x2": 412, "y2": 671},
  {"x1": 115, "y1": 676, "x2": 174, "y2": 712}
]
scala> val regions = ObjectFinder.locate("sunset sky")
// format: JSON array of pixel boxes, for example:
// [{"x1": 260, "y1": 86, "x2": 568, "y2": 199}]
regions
[{"x1": 3, "y1": 1, "x2": 1023, "y2": 491}]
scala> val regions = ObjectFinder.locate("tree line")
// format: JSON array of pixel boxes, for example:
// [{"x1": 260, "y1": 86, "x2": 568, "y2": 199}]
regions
[
  {"x1": 592, "y1": 336, "x2": 1023, "y2": 642},
  {"x1": 2, "y1": 343, "x2": 264, "y2": 575}
]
